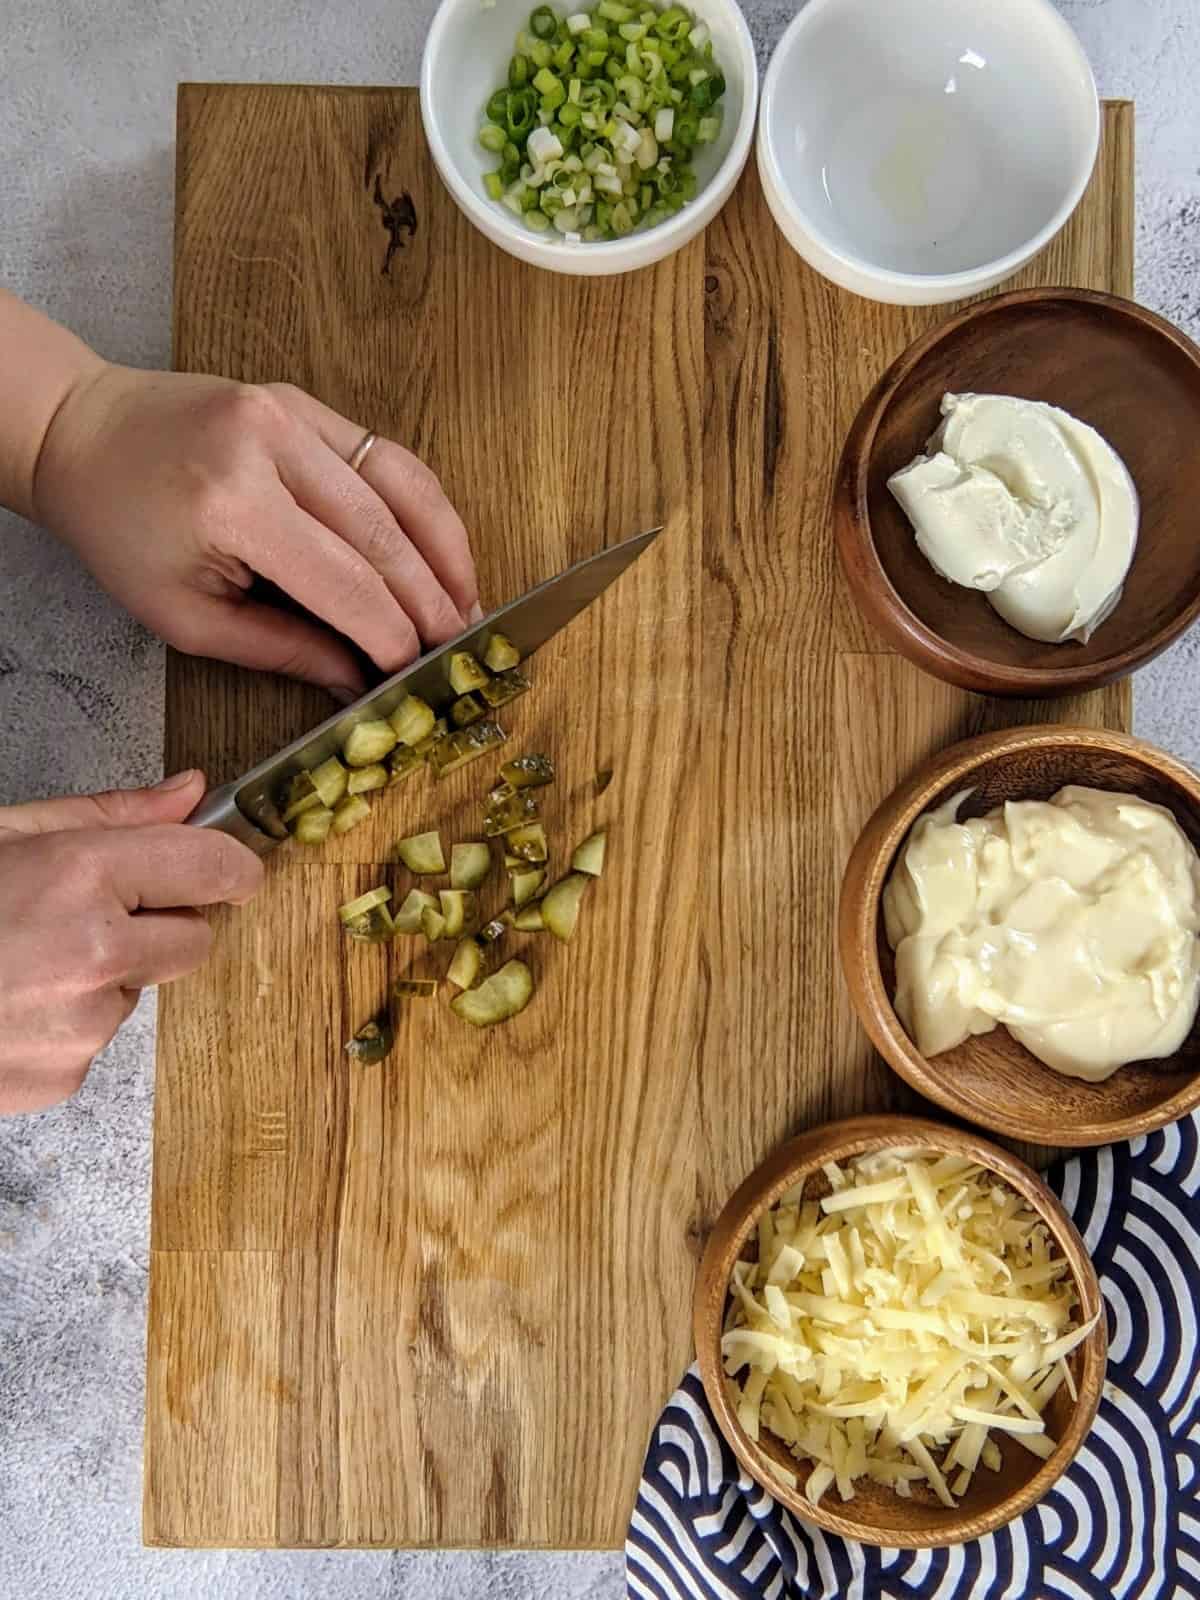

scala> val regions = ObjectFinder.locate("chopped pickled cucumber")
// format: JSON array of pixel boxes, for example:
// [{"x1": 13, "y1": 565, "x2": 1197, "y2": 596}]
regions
[
  {"x1": 447, "y1": 938, "x2": 483, "y2": 990},
  {"x1": 483, "y1": 633, "x2": 520, "y2": 672},
  {"x1": 478, "y1": 914, "x2": 511, "y2": 945},
  {"x1": 414, "y1": 718, "x2": 449, "y2": 760},
  {"x1": 542, "y1": 873, "x2": 589, "y2": 941},
  {"x1": 571, "y1": 830, "x2": 607, "y2": 877},
  {"x1": 448, "y1": 651, "x2": 489, "y2": 694},
  {"x1": 338, "y1": 886, "x2": 392, "y2": 924},
  {"x1": 312, "y1": 756, "x2": 348, "y2": 808},
  {"x1": 499, "y1": 753, "x2": 555, "y2": 791},
  {"x1": 503, "y1": 852, "x2": 522, "y2": 869},
  {"x1": 429, "y1": 721, "x2": 508, "y2": 780},
  {"x1": 450, "y1": 959, "x2": 534, "y2": 1027},
  {"x1": 451, "y1": 842, "x2": 491, "y2": 890},
  {"x1": 389, "y1": 745, "x2": 422, "y2": 787},
  {"x1": 282, "y1": 775, "x2": 322, "y2": 824},
  {"x1": 480, "y1": 669, "x2": 530, "y2": 708},
  {"x1": 390, "y1": 695, "x2": 436, "y2": 747},
  {"x1": 293, "y1": 805, "x2": 335, "y2": 845},
  {"x1": 343, "y1": 905, "x2": 394, "y2": 942},
  {"x1": 510, "y1": 867, "x2": 546, "y2": 908},
  {"x1": 489, "y1": 781, "x2": 516, "y2": 804},
  {"x1": 394, "y1": 978, "x2": 438, "y2": 998},
  {"x1": 345, "y1": 1015, "x2": 394, "y2": 1065},
  {"x1": 332, "y1": 794, "x2": 372, "y2": 835},
  {"x1": 506, "y1": 822, "x2": 548, "y2": 863},
  {"x1": 483, "y1": 791, "x2": 539, "y2": 837},
  {"x1": 450, "y1": 692, "x2": 486, "y2": 728},
  {"x1": 340, "y1": 882, "x2": 394, "y2": 942},
  {"x1": 421, "y1": 907, "x2": 447, "y2": 943},
  {"x1": 397, "y1": 830, "x2": 445, "y2": 874},
  {"x1": 439, "y1": 889, "x2": 476, "y2": 938},
  {"x1": 343, "y1": 719, "x2": 397, "y2": 767},
  {"x1": 393, "y1": 888, "x2": 438, "y2": 933},
  {"x1": 346, "y1": 762, "x2": 388, "y2": 795},
  {"x1": 512, "y1": 903, "x2": 545, "y2": 932}
]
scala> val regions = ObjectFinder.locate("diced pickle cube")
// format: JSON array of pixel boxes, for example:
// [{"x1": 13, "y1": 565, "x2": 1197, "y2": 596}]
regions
[
  {"x1": 451, "y1": 842, "x2": 491, "y2": 890},
  {"x1": 345, "y1": 1015, "x2": 394, "y2": 1064},
  {"x1": 483, "y1": 792, "x2": 539, "y2": 837},
  {"x1": 543, "y1": 873, "x2": 589, "y2": 941},
  {"x1": 394, "y1": 978, "x2": 438, "y2": 998},
  {"x1": 479, "y1": 669, "x2": 530, "y2": 708},
  {"x1": 331, "y1": 794, "x2": 372, "y2": 835},
  {"x1": 342, "y1": 719, "x2": 397, "y2": 767},
  {"x1": 397, "y1": 830, "x2": 446, "y2": 874},
  {"x1": 450, "y1": 692, "x2": 487, "y2": 728},
  {"x1": 448, "y1": 651, "x2": 490, "y2": 694},
  {"x1": 293, "y1": 805, "x2": 335, "y2": 845},
  {"x1": 438, "y1": 889, "x2": 476, "y2": 939},
  {"x1": 498, "y1": 753, "x2": 555, "y2": 790},
  {"x1": 447, "y1": 938, "x2": 484, "y2": 990},
  {"x1": 571, "y1": 830, "x2": 607, "y2": 876},
  {"x1": 506, "y1": 822, "x2": 548, "y2": 863},
  {"x1": 483, "y1": 633, "x2": 521, "y2": 672},
  {"x1": 389, "y1": 695, "x2": 436, "y2": 747},
  {"x1": 311, "y1": 757, "x2": 348, "y2": 808},
  {"x1": 429, "y1": 721, "x2": 508, "y2": 781},
  {"x1": 450, "y1": 960, "x2": 534, "y2": 1028},
  {"x1": 346, "y1": 763, "x2": 389, "y2": 795},
  {"x1": 393, "y1": 889, "x2": 438, "y2": 933}
]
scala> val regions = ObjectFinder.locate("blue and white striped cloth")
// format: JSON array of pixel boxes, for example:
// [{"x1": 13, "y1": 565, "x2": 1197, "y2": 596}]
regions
[{"x1": 628, "y1": 1117, "x2": 1200, "y2": 1600}]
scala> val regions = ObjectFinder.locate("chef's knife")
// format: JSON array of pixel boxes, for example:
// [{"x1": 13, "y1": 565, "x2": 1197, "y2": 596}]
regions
[{"x1": 187, "y1": 525, "x2": 662, "y2": 853}]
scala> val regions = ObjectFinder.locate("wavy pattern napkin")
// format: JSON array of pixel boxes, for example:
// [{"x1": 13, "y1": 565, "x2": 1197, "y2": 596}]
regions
[{"x1": 627, "y1": 1118, "x2": 1200, "y2": 1600}]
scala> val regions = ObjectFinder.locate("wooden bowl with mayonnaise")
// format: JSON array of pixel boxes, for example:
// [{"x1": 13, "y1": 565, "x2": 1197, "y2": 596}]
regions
[
  {"x1": 835, "y1": 288, "x2": 1200, "y2": 697},
  {"x1": 839, "y1": 725, "x2": 1200, "y2": 1145}
]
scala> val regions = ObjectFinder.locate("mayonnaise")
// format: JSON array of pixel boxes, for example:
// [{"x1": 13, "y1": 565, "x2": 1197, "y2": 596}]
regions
[
  {"x1": 887, "y1": 393, "x2": 1139, "y2": 644},
  {"x1": 883, "y1": 785, "x2": 1200, "y2": 1082}
]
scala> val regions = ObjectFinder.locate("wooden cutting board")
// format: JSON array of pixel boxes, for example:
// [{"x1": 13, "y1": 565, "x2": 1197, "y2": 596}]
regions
[{"x1": 146, "y1": 88, "x2": 1133, "y2": 1549}]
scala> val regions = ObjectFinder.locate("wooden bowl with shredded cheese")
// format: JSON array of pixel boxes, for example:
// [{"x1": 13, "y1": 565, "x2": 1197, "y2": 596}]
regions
[{"x1": 694, "y1": 1115, "x2": 1106, "y2": 1548}]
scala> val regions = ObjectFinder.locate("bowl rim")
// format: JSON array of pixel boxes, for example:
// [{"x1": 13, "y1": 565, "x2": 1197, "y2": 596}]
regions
[
  {"x1": 693, "y1": 1113, "x2": 1108, "y2": 1548},
  {"x1": 418, "y1": 0, "x2": 760, "y2": 271},
  {"x1": 837, "y1": 724, "x2": 1200, "y2": 1144},
  {"x1": 756, "y1": 0, "x2": 1100, "y2": 294},
  {"x1": 835, "y1": 287, "x2": 1200, "y2": 695}
]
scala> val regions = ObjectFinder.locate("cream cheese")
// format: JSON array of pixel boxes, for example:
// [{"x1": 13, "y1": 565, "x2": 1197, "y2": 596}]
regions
[
  {"x1": 883, "y1": 785, "x2": 1200, "y2": 1082},
  {"x1": 888, "y1": 392, "x2": 1139, "y2": 644}
]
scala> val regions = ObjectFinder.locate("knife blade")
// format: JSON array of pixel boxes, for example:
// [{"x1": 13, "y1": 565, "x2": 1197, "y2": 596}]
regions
[{"x1": 187, "y1": 525, "x2": 663, "y2": 852}]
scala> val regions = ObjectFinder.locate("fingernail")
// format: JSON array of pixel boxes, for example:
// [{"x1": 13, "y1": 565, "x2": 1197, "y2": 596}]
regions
[
  {"x1": 469, "y1": 602, "x2": 484, "y2": 624},
  {"x1": 152, "y1": 769, "x2": 199, "y2": 792},
  {"x1": 327, "y1": 684, "x2": 359, "y2": 706}
]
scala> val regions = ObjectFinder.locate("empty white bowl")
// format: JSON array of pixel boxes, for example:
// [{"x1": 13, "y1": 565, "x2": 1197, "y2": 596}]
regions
[
  {"x1": 420, "y1": 0, "x2": 758, "y2": 276},
  {"x1": 757, "y1": 0, "x2": 1100, "y2": 305}
]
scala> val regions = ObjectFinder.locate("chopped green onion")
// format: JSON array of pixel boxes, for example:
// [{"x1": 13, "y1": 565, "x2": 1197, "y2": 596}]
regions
[
  {"x1": 479, "y1": 122, "x2": 507, "y2": 153},
  {"x1": 529, "y1": 5, "x2": 557, "y2": 40}
]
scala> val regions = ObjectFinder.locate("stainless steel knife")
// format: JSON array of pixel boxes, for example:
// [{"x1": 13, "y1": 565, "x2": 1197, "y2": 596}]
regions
[{"x1": 187, "y1": 525, "x2": 663, "y2": 853}]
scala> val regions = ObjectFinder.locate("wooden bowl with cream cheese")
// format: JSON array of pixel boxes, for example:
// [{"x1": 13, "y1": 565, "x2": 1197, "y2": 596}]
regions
[
  {"x1": 839, "y1": 724, "x2": 1200, "y2": 1145},
  {"x1": 835, "y1": 288, "x2": 1200, "y2": 697},
  {"x1": 694, "y1": 1114, "x2": 1107, "y2": 1548}
]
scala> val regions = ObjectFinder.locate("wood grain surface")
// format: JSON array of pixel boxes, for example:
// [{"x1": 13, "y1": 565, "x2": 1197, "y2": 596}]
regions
[{"x1": 146, "y1": 88, "x2": 1134, "y2": 1548}]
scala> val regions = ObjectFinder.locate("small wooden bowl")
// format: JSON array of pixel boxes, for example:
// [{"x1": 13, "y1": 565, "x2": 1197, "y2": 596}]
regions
[
  {"x1": 694, "y1": 1115, "x2": 1106, "y2": 1549},
  {"x1": 840, "y1": 724, "x2": 1200, "y2": 1144},
  {"x1": 835, "y1": 288, "x2": 1200, "y2": 696}
]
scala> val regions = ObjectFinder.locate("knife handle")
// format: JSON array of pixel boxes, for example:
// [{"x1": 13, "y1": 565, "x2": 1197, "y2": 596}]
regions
[{"x1": 185, "y1": 780, "x2": 282, "y2": 858}]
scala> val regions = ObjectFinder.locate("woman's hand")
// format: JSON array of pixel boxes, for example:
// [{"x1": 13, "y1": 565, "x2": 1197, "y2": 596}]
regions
[
  {"x1": 0, "y1": 771, "x2": 262, "y2": 1115},
  {"x1": 31, "y1": 365, "x2": 481, "y2": 701}
]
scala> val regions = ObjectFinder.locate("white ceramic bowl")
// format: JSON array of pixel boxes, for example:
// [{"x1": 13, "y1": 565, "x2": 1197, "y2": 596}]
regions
[
  {"x1": 756, "y1": 0, "x2": 1100, "y2": 305},
  {"x1": 420, "y1": 0, "x2": 758, "y2": 276}
]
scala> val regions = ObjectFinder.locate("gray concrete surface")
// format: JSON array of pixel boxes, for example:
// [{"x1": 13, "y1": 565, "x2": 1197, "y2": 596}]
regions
[{"x1": 1, "y1": 2, "x2": 1197, "y2": 1596}]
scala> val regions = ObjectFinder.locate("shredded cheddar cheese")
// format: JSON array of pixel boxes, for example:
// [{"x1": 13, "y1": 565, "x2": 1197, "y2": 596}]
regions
[{"x1": 722, "y1": 1148, "x2": 1098, "y2": 1508}]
